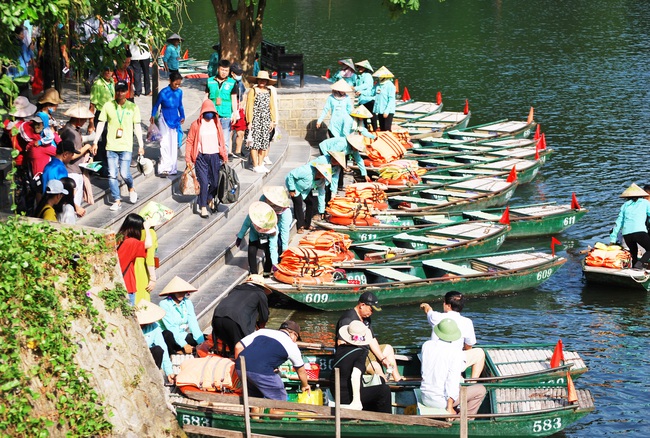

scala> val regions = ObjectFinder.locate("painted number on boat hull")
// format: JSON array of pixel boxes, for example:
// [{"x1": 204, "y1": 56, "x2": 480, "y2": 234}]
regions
[
  {"x1": 305, "y1": 293, "x2": 329, "y2": 304},
  {"x1": 563, "y1": 216, "x2": 576, "y2": 226},
  {"x1": 536, "y1": 269, "x2": 553, "y2": 281},
  {"x1": 359, "y1": 233, "x2": 378, "y2": 241},
  {"x1": 181, "y1": 414, "x2": 210, "y2": 427},
  {"x1": 532, "y1": 418, "x2": 562, "y2": 433}
]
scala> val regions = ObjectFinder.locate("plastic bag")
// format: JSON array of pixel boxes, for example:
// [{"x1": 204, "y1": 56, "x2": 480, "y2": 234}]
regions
[
  {"x1": 146, "y1": 123, "x2": 162, "y2": 143},
  {"x1": 138, "y1": 201, "x2": 174, "y2": 227}
]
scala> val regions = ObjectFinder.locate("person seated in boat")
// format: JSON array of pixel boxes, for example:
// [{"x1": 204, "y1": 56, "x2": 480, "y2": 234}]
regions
[
  {"x1": 234, "y1": 320, "x2": 310, "y2": 401},
  {"x1": 211, "y1": 275, "x2": 271, "y2": 357},
  {"x1": 135, "y1": 299, "x2": 175, "y2": 384},
  {"x1": 259, "y1": 186, "x2": 293, "y2": 258},
  {"x1": 420, "y1": 318, "x2": 486, "y2": 416},
  {"x1": 286, "y1": 160, "x2": 332, "y2": 233},
  {"x1": 335, "y1": 292, "x2": 403, "y2": 382},
  {"x1": 331, "y1": 320, "x2": 391, "y2": 413},
  {"x1": 158, "y1": 276, "x2": 205, "y2": 355},
  {"x1": 609, "y1": 183, "x2": 650, "y2": 269},
  {"x1": 236, "y1": 201, "x2": 278, "y2": 276},
  {"x1": 420, "y1": 291, "x2": 485, "y2": 379}
]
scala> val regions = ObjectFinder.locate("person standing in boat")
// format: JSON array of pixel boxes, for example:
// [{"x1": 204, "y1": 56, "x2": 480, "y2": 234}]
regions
[
  {"x1": 371, "y1": 66, "x2": 396, "y2": 132},
  {"x1": 420, "y1": 318, "x2": 486, "y2": 416},
  {"x1": 610, "y1": 183, "x2": 650, "y2": 269},
  {"x1": 316, "y1": 79, "x2": 354, "y2": 138},
  {"x1": 420, "y1": 291, "x2": 485, "y2": 379},
  {"x1": 335, "y1": 292, "x2": 403, "y2": 382}
]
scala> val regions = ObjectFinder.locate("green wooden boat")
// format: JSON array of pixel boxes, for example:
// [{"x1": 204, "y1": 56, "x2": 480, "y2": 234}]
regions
[
  {"x1": 267, "y1": 250, "x2": 566, "y2": 311},
  {"x1": 445, "y1": 117, "x2": 538, "y2": 141},
  {"x1": 393, "y1": 100, "x2": 444, "y2": 123},
  {"x1": 582, "y1": 260, "x2": 650, "y2": 291},
  {"x1": 399, "y1": 111, "x2": 472, "y2": 139},
  {"x1": 174, "y1": 382, "x2": 594, "y2": 438},
  {"x1": 417, "y1": 157, "x2": 543, "y2": 185}
]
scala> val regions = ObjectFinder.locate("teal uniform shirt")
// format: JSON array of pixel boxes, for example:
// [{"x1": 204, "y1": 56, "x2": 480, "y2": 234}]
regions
[
  {"x1": 286, "y1": 163, "x2": 329, "y2": 214},
  {"x1": 354, "y1": 72, "x2": 375, "y2": 105},
  {"x1": 158, "y1": 296, "x2": 205, "y2": 347},
  {"x1": 206, "y1": 76, "x2": 237, "y2": 118},
  {"x1": 373, "y1": 79, "x2": 396, "y2": 115},
  {"x1": 237, "y1": 215, "x2": 279, "y2": 264},
  {"x1": 163, "y1": 44, "x2": 180, "y2": 71},
  {"x1": 610, "y1": 199, "x2": 650, "y2": 243},
  {"x1": 331, "y1": 70, "x2": 356, "y2": 86},
  {"x1": 318, "y1": 137, "x2": 367, "y2": 186},
  {"x1": 317, "y1": 94, "x2": 354, "y2": 138},
  {"x1": 142, "y1": 322, "x2": 173, "y2": 376}
]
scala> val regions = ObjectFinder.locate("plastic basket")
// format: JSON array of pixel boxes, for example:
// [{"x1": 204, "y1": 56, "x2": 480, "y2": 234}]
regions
[{"x1": 305, "y1": 362, "x2": 320, "y2": 380}]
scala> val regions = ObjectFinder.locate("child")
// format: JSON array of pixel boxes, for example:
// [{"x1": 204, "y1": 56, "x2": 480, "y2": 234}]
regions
[{"x1": 56, "y1": 177, "x2": 77, "y2": 224}]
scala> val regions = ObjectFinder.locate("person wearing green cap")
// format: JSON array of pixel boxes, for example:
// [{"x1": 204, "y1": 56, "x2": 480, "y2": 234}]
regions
[{"x1": 420, "y1": 318, "x2": 486, "y2": 416}]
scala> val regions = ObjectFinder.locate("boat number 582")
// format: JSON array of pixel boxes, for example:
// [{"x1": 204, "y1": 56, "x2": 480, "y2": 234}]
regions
[
  {"x1": 305, "y1": 293, "x2": 329, "y2": 303},
  {"x1": 532, "y1": 418, "x2": 562, "y2": 433},
  {"x1": 536, "y1": 269, "x2": 553, "y2": 281}
]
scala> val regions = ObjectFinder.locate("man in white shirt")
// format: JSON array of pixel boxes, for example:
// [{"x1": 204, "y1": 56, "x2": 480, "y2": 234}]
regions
[
  {"x1": 420, "y1": 318, "x2": 486, "y2": 415},
  {"x1": 129, "y1": 41, "x2": 152, "y2": 96},
  {"x1": 420, "y1": 291, "x2": 485, "y2": 378}
]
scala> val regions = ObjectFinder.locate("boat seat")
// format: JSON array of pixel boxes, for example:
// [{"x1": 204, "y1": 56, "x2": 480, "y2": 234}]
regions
[
  {"x1": 463, "y1": 211, "x2": 501, "y2": 221},
  {"x1": 391, "y1": 196, "x2": 446, "y2": 206},
  {"x1": 356, "y1": 244, "x2": 394, "y2": 252},
  {"x1": 393, "y1": 233, "x2": 462, "y2": 246},
  {"x1": 422, "y1": 259, "x2": 482, "y2": 276},
  {"x1": 366, "y1": 268, "x2": 421, "y2": 282},
  {"x1": 413, "y1": 388, "x2": 449, "y2": 415}
]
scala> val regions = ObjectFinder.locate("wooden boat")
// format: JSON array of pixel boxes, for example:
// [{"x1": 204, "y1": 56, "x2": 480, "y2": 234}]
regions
[
  {"x1": 174, "y1": 382, "x2": 594, "y2": 438},
  {"x1": 393, "y1": 100, "x2": 444, "y2": 122},
  {"x1": 582, "y1": 261, "x2": 650, "y2": 291},
  {"x1": 417, "y1": 157, "x2": 543, "y2": 185},
  {"x1": 445, "y1": 118, "x2": 537, "y2": 141},
  {"x1": 266, "y1": 250, "x2": 566, "y2": 311},
  {"x1": 399, "y1": 111, "x2": 472, "y2": 139}
]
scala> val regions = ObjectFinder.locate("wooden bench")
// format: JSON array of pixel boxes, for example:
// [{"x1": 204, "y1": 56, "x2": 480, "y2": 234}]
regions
[
  {"x1": 260, "y1": 40, "x2": 304, "y2": 88},
  {"x1": 366, "y1": 268, "x2": 421, "y2": 282},
  {"x1": 422, "y1": 258, "x2": 482, "y2": 276}
]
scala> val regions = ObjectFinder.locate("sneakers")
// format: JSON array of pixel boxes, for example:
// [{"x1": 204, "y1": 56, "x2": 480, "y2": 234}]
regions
[
  {"x1": 263, "y1": 157, "x2": 272, "y2": 165},
  {"x1": 109, "y1": 202, "x2": 122, "y2": 211},
  {"x1": 260, "y1": 165, "x2": 270, "y2": 173},
  {"x1": 253, "y1": 166, "x2": 268, "y2": 174},
  {"x1": 129, "y1": 191, "x2": 138, "y2": 203}
]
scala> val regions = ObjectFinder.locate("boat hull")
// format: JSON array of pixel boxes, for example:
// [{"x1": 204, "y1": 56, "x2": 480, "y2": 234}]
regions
[{"x1": 582, "y1": 263, "x2": 650, "y2": 291}]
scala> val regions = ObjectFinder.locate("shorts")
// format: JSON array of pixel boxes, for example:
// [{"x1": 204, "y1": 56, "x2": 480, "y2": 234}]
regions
[{"x1": 232, "y1": 109, "x2": 247, "y2": 131}]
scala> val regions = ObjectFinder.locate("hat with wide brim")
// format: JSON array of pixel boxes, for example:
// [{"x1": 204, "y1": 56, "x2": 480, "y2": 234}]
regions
[
  {"x1": 346, "y1": 133, "x2": 366, "y2": 152},
  {"x1": 328, "y1": 150, "x2": 347, "y2": 168},
  {"x1": 354, "y1": 60, "x2": 374, "y2": 72},
  {"x1": 338, "y1": 320, "x2": 373, "y2": 346},
  {"x1": 39, "y1": 88, "x2": 64, "y2": 105},
  {"x1": 10, "y1": 96, "x2": 37, "y2": 118},
  {"x1": 167, "y1": 33, "x2": 184, "y2": 42},
  {"x1": 434, "y1": 318, "x2": 462, "y2": 342},
  {"x1": 331, "y1": 79, "x2": 354, "y2": 93},
  {"x1": 310, "y1": 161, "x2": 332, "y2": 184},
  {"x1": 249, "y1": 201, "x2": 278, "y2": 233},
  {"x1": 263, "y1": 186, "x2": 292, "y2": 209},
  {"x1": 248, "y1": 70, "x2": 277, "y2": 85},
  {"x1": 64, "y1": 102, "x2": 95, "y2": 119},
  {"x1": 620, "y1": 183, "x2": 648, "y2": 198},
  {"x1": 159, "y1": 276, "x2": 198, "y2": 296},
  {"x1": 372, "y1": 66, "x2": 394, "y2": 79},
  {"x1": 245, "y1": 274, "x2": 271, "y2": 292},
  {"x1": 350, "y1": 105, "x2": 373, "y2": 119},
  {"x1": 135, "y1": 299, "x2": 166, "y2": 325},
  {"x1": 337, "y1": 58, "x2": 356, "y2": 71}
]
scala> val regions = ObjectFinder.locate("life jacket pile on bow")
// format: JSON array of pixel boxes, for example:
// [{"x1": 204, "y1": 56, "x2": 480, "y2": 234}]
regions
[{"x1": 299, "y1": 230, "x2": 355, "y2": 262}]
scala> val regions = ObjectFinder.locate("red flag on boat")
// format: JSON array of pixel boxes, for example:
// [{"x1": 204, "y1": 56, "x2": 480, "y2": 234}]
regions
[
  {"x1": 183, "y1": 49, "x2": 189, "y2": 59},
  {"x1": 550, "y1": 339, "x2": 564, "y2": 368},
  {"x1": 535, "y1": 143, "x2": 540, "y2": 160},
  {"x1": 463, "y1": 99, "x2": 469, "y2": 115},
  {"x1": 566, "y1": 371, "x2": 578, "y2": 403},
  {"x1": 325, "y1": 68, "x2": 330, "y2": 79},
  {"x1": 533, "y1": 124, "x2": 541, "y2": 140},
  {"x1": 402, "y1": 87, "x2": 411, "y2": 102},
  {"x1": 394, "y1": 79, "x2": 400, "y2": 93},
  {"x1": 527, "y1": 107, "x2": 534, "y2": 124},
  {"x1": 436, "y1": 91, "x2": 442, "y2": 105},
  {"x1": 540, "y1": 133, "x2": 547, "y2": 150},
  {"x1": 551, "y1": 237, "x2": 562, "y2": 256},
  {"x1": 499, "y1": 206, "x2": 510, "y2": 225},
  {"x1": 571, "y1": 192, "x2": 581, "y2": 210},
  {"x1": 506, "y1": 165, "x2": 517, "y2": 183}
]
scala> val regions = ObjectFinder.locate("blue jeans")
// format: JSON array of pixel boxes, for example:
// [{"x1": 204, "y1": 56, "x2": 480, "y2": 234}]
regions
[
  {"x1": 220, "y1": 118, "x2": 232, "y2": 154},
  {"x1": 107, "y1": 150, "x2": 134, "y2": 202}
]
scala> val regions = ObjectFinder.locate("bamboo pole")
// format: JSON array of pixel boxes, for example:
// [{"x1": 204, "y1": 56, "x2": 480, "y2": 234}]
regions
[
  {"x1": 335, "y1": 368, "x2": 341, "y2": 438},
  {"x1": 460, "y1": 386, "x2": 468, "y2": 438},
  {"x1": 241, "y1": 356, "x2": 251, "y2": 438}
]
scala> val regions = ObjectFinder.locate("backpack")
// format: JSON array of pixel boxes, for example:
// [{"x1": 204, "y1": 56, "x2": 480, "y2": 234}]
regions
[{"x1": 217, "y1": 163, "x2": 240, "y2": 204}]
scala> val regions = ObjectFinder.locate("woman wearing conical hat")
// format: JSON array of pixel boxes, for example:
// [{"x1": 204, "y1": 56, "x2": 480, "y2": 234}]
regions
[
  {"x1": 236, "y1": 202, "x2": 278, "y2": 276},
  {"x1": 353, "y1": 60, "x2": 376, "y2": 130},
  {"x1": 135, "y1": 300, "x2": 176, "y2": 384},
  {"x1": 285, "y1": 160, "x2": 332, "y2": 232},
  {"x1": 316, "y1": 79, "x2": 354, "y2": 138},
  {"x1": 322, "y1": 58, "x2": 357, "y2": 86},
  {"x1": 371, "y1": 66, "x2": 396, "y2": 132},
  {"x1": 158, "y1": 276, "x2": 205, "y2": 355},
  {"x1": 609, "y1": 183, "x2": 650, "y2": 269}
]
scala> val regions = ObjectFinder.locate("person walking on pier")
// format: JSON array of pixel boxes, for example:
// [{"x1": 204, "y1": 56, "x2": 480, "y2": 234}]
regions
[{"x1": 151, "y1": 71, "x2": 185, "y2": 177}]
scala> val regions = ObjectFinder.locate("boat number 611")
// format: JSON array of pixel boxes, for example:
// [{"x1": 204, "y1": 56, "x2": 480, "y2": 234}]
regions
[
  {"x1": 305, "y1": 293, "x2": 329, "y2": 303},
  {"x1": 563, "y1": 216, "x2": 576, "y2": 226},
  {"x1": 532, "y1": 417, "x2": 562, "y2": 433},
  {"x1": 536, "y1": 269, "x2": 553, "y2": 281}
]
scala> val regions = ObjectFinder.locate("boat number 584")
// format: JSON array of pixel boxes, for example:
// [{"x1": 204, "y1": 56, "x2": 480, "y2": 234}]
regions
[
  {"x1": 536, "y1": 269, "x2": 553, "y2": 281},
  {"x1": 305, "y1": 293, "x2": 329, "y2": 303},
  {"x1": 532, "y1": 418, "x2": 562, "y2": 433}
]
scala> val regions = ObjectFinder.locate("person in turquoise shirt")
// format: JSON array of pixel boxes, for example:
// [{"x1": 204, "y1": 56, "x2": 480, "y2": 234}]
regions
[
  {"x1": 136, "y1": 300, "x2": 175, "y2": 383},
  {"x1": 253, "y1": 52, "x2": 260, "y2": 77},
  {"x1": 208, "y1": 43, "x2": 220, "y2": 77},
  {"x1": 319, "y1": 134, "x2": 371, "y2": 186},
  {"x1": 324, "y1": 58, "x2": 356, "y2": 86},
  {"x1": 317, "y1": 79, "x2": 354, "y2": 138},
  {"x1": 206, "y1": 59, "x2": 238, "y2": 154},
  {"x1": 158, "y1": 276, "x2": 205, "y2": 355},
  {"x1": 286, "y1": 161, "x2": 332, "y2": 232},
  {"x1": 260, "y1": 186, "x2": 293, "y2": 257},
  {"x1": 236, "y1": 202, "x2": 278, "y2": 275},
  {"x1": 354, "y1": 60, "x2": 376, "y2": 130},
  {"x1": 163, "y1": 33, "x2": 183, "y2": 75},
  {"x1": 372, "y1": 66, "x2": 396, "y2": 132},
  {"x1": 609, "y1": 183, "x2": 650, "y2": 269}
]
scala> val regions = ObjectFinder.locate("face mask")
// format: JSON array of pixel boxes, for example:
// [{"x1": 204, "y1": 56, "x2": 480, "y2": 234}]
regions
[
  {"x1": 47, "y1": 108, "x2": 54, "y2": 114},
  {"x1": 234, "y1": 75, "x2": 242, "y2": 81},
  {"x1": 203, "y1": 113, "x2": 215, "y2": 121}
]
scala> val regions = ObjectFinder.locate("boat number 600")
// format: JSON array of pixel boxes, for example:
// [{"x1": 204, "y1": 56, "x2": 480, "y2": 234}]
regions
[
  {"x1": 536, "y1": 269, "x2": 553, "y2": 281},
  {"x1": 532, "y1": 417, "x2": 562, "y2": 433},
  {"x1": 305, "y1": 293, "x2": 329, "y2": 304}
]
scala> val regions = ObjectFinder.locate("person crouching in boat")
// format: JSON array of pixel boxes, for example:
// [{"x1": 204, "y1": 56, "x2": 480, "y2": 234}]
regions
[
  {"x1": 135, "y1": 300, "x2": 175, "y2": 384},
  {"x1": 286, "y1": 160, "x2": 332, "y2": 233},
  {"x1": 332, "y1": 320, "x2": 391, "y2": 413},
  {"x1": 609, "y1": 183, "x2": 650, "y2": 269},
  {"x1": 235, "y1": 202, "x2": 278, "y2": 276},
  {"x1": 420, "y1": 318, "x2": 486, "y2": 416},
  {"x1": 234, "y1": 320, "x2": 310, "y2": 401},
  {"x1": 158, "y1": 276, "x2": 205, "y2": 355}
]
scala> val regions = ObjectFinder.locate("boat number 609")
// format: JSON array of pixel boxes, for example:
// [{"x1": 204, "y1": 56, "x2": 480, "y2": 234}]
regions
[
  {"x1": 532, "y1": 417, "x2": 562, "y2": 433},
  {"x1": 536, "y1": 269, "x2": 553, "y2": 281},
  {"x1": 563, "y1": 216, "x2": 576, "y2": 226},
  {"x1": 305, "y1": 293, "x2": 329, "y2": 304}
]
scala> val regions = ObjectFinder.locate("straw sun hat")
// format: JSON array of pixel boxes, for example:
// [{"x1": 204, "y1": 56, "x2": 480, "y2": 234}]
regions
[
  {"x1": 159, "y1": 276, "x2": 198, "y2": 296},
  {"x1": 350, "y1": 105, "x2": 373, "y2": 119},
  {"x1": 620, "y1": 183, "x2": 648, "y2": 198},
  {"x1": 10, "y1": 96, "x2": 37, "y2": 118},
  {"x1": 310, "y1": 161, "x2": 332, "y2": 184},
  {"x1": 346, "y1": 133, "x2": 366, "y2": 152},
  {"x1": 249, "y1": 201, "x2": 278, "y2": 233},
  {"x1": 338, "y1": 320, "x2": 373, "y2": 346},
  {"x1": 354, "y1": 60, "x2": 374, "y2": 72},
  {"x1": 263, "y1": 186, "x2": 292, "y2": 209},
  {"x1": 328, "y1": 150, "x2": 347, "y2": 168},
  {"x1": 245, "y1": 274, "x2": 271, "y2": 292},
  {"x1": 39, "y1": 88, "x2": 64, "y2": 105},
  {"x1": 248, "y1": 70, "x2": 277, "y2": 85},
  {"x1": 134, "y1": 299, "x2": 166, "y2": 325},
  {"x1": 337, "y1": 58, "x2": 356, "y2": 71},
  {"x1": 330, "y1": 79, "x2": 354, "y2": 93},
  {"x1": 64, "y1": 102, "x2": 95, "y2": 119},
  {"x1": 372, "y1": 66, "x2": 394, "y2": 79}
]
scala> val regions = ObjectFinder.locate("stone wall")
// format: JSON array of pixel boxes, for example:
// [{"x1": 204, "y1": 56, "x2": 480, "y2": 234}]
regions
[{"x1": 277, "y1": 91, "x2": 331, "y2": 143}]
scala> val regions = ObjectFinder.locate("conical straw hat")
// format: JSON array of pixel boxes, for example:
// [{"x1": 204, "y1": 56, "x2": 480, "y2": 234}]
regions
[
  {"x1": 39, "y1": 88, "x2": 64, "y2": 105},
  {"x1": 263, "y1": 186, "x2": 291, "y2": 208},
  {"x1": 354, "y1": 60, "x2": 374, "y2": 72},
  {"x1": 346, "y1": 134, "x2": 366, "y2": 152},
  {"x1": 245, "y1": 274, "x2": 271, "y2": 292},
  {"x1": 337, "y1": 58, "x2": 356, "y2": 71},
  {"x1": 331, "y1": 79, "x2": 354, "y2": 93},
  {"x1": 328, "y1": 150, "x2": 347, "y2": 168},
  {"x1": 64, "y1": 102, "x2": 95, "y2": 119},
  {"x1": 249, "y1": 201, "x2": 278, "y2": 233},
  {"x1": 310, "y1": 161, "x2": 332, "y2": 183},
  {"x1": 350, "y1": 105, "x2": 373, "y2": 119},
  {"x1": 372, "y1": 66, "x2": 394, "y2": 78},
  {"x1": 159, "y1": 276, "x2": 198, "y2": 296},
  {"x1": 134, "y1": 299, "x2": 166, "y2": 325},
  {"x1": 620, "y1": 183, "x2": 648, "y2": 198}
]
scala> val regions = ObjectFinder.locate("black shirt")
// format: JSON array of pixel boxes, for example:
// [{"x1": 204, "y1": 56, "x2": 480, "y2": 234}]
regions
[{"x1": 213, "y1": 284, "x2": 269, "y2": 336}]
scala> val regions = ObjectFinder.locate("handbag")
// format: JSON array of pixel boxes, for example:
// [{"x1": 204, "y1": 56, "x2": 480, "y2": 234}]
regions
[
  {"x1": 362, "y1": 359, "x2": 385, "y2": 387},
  {"x1": 180, "y1": 164, "x2": 200, "y2": 196}
]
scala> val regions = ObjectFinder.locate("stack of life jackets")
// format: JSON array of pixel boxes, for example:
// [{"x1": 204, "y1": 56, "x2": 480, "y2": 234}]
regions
[
  {"x1": 376, "y1": 160, "x2": 427, "y2": 186},
  {"x1": 345, "y1": 182, "x2": 389, "y2": 210},
  {"x1": 299, "y1": 230, "x2": 355, "y2": 262},
  {"x1": 274, "y1": 247, "x2": 335, "y2": 286},
  {"x1": 391, "y1": 127, "x2": 414, "y2": 150},
  {"x1": 584, "y1": 242, "x2": 631, "y2": 269},
  {"x1": 364, "y1": 131, "x2": 406, "y2": 167},
  {"x1": 325, "y1": 197, "x2": 380, "y2": 226}
]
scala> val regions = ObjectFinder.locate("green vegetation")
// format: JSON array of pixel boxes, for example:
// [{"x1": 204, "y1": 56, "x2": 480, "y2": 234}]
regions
[{"x1": 0, "y1": 217, "x2": 127, "y2": 436}]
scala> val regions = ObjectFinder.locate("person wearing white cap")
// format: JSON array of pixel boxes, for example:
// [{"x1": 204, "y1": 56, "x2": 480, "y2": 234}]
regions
[
  {"x1": 135, "y1": 300, "x2": 175, "y2": 383},
  {"x1": 259, "y1": 186, "x2": 293, "y2": 256},
  {"x1": 610, "y1": 183, "x2": 650, "y2": 269},
  {"x1": 236, "y1": 201, "x2": 278, "y2": 275},
  {"x1": 158, "y1": 276, "x2": 205, "y2": 355},
  {"x1": 371, "y1": 66, "x2": 396, "y2": 132},
  {"x1": 34, "y1": 179, "x2": 68, "y2": 221},
  {"x1": 316, "y1": 79, "x2": 354, "y2": 138}
]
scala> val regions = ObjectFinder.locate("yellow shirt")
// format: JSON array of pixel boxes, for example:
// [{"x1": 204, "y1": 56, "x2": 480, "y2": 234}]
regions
[
  {"x1": 38, "y1": 204, "x2": 58, "y2": 222},
  {"x1": 99, "y1": 100, "x2": 142, "y2": 152}
]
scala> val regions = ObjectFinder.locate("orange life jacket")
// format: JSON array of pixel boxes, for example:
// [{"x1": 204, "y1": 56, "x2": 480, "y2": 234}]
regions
[
  {"x1": 365, "y1": 131, "x2": 406, "y2": 165},
  {"x1": 584, "y1": 248, "x2": 631, "y2": 269},
  {"x1": 326, "y1": 197, "x2": 374, "y2": 219},
  {"x1": 299, "y1": 230, "x2": 355, "y2": 262}
]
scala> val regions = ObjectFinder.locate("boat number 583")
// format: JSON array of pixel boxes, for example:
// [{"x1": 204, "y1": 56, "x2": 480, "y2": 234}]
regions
[
  {"x1": 305, "y1": 293, "x2": 329, "y2": 304},
  {"x1": 181, "y1": 414, "x2": 209, "y2": 427},
  {"x1": 532, "y1": 418, "x2": 562, "y2": 433},
  {"x1": 536, "y1": 269, "x2": 553, "y2": 281}
]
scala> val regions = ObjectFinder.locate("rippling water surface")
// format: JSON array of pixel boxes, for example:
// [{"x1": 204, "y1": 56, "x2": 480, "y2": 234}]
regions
[{"x1": 180, "y1": 1, "x2": 650, "y2": 435}]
